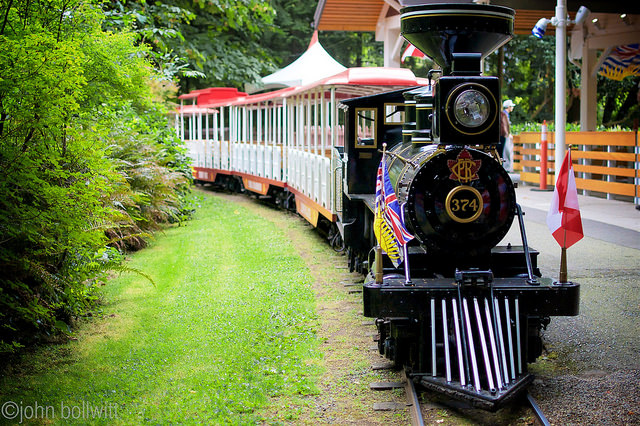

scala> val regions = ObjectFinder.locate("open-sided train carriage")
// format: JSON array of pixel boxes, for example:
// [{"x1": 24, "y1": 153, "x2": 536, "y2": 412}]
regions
[{"x1": 176, "y1": 68, "x2": 428, "y2": 232}]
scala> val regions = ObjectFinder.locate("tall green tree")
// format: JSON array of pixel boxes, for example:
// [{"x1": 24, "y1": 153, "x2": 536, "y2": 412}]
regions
[
  {"x1": 321, "y1": 31, "x2": 383, "y2": 68},
  {"x1": 262, "y1": 0, "x2": 315, "y2": 68},
  {"x1": 0, "y1": 0, "x2": 190, "y2": 353},
  {"x1": 103, "y1": 0, "x2": 278, "y2": 92},
  {"x1": 485, "y1": 35, "x2": 558, "y2": 124}
]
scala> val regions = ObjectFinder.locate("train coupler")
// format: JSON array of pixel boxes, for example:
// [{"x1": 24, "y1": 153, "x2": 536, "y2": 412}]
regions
[{"x1": 455, "y1": 268, "x2": 494, "y2": 287}]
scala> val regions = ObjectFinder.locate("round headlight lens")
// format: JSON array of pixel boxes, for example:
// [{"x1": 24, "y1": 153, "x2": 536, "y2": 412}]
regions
[{"x1": 453, "y1": 89, "x2": 489, "y2": 128}]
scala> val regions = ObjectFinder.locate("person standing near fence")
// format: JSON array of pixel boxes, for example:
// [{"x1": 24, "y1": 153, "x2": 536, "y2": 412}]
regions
[
  {"x1": 499, "y1": 99, "x2": 515, "y2": 156},
  {"x1": 500, "y1": 99, "x2": 515, "y2": 170}
]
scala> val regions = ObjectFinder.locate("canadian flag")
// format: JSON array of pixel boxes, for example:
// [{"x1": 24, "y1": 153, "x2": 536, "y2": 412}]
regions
[
  {"x1": 401, "y1": 43, "x2": 426, "y2": 63},
  {"x1": 546, "y1": 148, "x2": 584, "y2": 248}
]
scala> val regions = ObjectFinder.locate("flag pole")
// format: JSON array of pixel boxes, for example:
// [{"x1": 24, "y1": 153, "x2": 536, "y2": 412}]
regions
[
  {"x1": 548, "y1": 144, "x2": 583, "y2": 284},
  {"x1": 375, "y1": 246, "x2": 384, "y2": 284},
  {"x1": 559, "y1": 247, "x2": 567, "y2": 283},
  {"x1": 401, "y1": 203, "x2": 412, "y2": 286},
  {"x1": 558, "y1": 144, "x2": 572, "y2": 284},
  {"x1": 375, "y1": 143, "x2": 388, "y2": 285}
]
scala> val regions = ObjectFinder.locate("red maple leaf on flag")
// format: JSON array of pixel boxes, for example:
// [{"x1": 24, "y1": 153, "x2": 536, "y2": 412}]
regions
[
  {"x1": 546, "y1": 149, "x2": 584, "y2": 248},
  {"x1": 401, "y1": 43, "x2": 426, "y2": 63}
]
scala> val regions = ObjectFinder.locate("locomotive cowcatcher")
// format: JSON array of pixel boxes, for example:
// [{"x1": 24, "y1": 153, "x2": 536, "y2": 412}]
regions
[{"x1": 337, "y1": 3, "x2": 580, "y2": 410}]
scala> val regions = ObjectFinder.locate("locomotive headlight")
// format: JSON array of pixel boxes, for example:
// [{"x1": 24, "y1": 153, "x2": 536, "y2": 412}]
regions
[
  {"x1": 440, "y1": 79, "x2": 499, "y2": 140},
  {"x1": 453, "y1": 90, "x2": 489, "y2": 128}
]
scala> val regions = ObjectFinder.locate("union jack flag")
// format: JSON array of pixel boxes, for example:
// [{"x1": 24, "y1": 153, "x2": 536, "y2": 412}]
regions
[{"x1": 374, "y1": 155, "x2": 413, "y2": 267}]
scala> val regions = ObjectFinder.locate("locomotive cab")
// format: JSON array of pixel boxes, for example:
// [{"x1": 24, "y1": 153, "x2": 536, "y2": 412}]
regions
[{"x1": 339, "y1": 88, "x2": 413, "y2": 274}]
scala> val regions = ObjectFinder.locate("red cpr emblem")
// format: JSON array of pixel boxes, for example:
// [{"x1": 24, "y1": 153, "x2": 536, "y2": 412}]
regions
[{"x1": 447, "y1": 149, "x2": 481, "y2": 183}]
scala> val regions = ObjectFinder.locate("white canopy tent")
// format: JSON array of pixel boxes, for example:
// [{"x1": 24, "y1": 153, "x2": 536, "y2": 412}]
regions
[{"x1": 245, "y1": 31, "x2": 346, "y2": 94}]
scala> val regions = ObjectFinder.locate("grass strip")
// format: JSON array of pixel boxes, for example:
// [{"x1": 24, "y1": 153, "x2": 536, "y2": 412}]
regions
[{"x1": 0, "y1": 191, "x2": 321, "y2": 424}]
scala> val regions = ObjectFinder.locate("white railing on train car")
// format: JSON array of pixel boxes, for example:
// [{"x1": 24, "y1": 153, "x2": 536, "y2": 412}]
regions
[
  {"x1": 321, "y1": 157, "x2": 330, "y2": 208},
  {"x1": 273, "y1": 146, "x2": 282, "y2": 181},
  {"x1": 178, "y1": 85, "x2": 353, "y2": 219},
  {"x1": 258, "y1": 145, "x2": 265, "y2": 178},
  {"x1": 264, "y1": 146, "x2": 272, "y2": 179}
]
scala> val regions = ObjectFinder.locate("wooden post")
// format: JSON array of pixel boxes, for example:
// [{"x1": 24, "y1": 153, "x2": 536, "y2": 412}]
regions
[{"x1": 540, "y1": 120, "x2": 548, "y2": 190}]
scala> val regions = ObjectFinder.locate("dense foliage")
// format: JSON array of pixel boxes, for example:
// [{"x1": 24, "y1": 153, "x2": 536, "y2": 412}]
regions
[
  {"x1": 0, "y1": 0, "x2": 192, "y2": 353},
  {"x1": 103, "y1": 0, "x2": 279, "y2": 92}
]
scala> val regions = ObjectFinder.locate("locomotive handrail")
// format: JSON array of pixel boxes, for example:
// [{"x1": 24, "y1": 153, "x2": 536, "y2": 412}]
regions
[
  {"x1": 381, "y1": 149, "x2": 419, "y2": 169},
  {"x1": 515, "y1": 204, "x2": 538, "y2": 285}
]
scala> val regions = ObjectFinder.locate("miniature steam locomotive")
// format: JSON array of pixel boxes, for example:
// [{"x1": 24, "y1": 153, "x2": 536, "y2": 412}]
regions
[{"x1": 339, "y1": 3, "x2": 580, "y2": 409}]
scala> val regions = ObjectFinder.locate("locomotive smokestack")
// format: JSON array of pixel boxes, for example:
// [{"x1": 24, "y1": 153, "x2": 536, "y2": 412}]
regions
[{"x1": 401, "y1": 2, "x2": 515, "y2": 74}]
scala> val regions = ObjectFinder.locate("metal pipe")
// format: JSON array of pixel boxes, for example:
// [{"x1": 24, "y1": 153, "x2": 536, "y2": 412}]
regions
[
  {"x1": 505, "y1": 297, "x2": 516, "y2": 380},
  {"x1": 474, "y1": 298, "x2": 495, "y2": 392},
  {"x1": 431, "y1": 298, "x2": 436, "y2": 376},
  {"x1": 555, "y1": 0, "x2": 567, "y2": 180},
  {"x1": 516, "y1": 298, "x2": 522, "y2": 374},
  {"x1": 516, "y1": 204, "x2": 538, "y2": 284},
  {"x1": 442, "y1": 299, "x2": 451, "y2": 383},
  {"x1": 456, "y1": 287, "x2": 472, "y2": 386},
  {"x1": 463, "y1": 298, "x2": 481, "y2": 391},
  {"x1": 452, "y1": 298, "x2": 466, "y2": 386},
  {"x1": 494, "y1": 297, "x2": 510, "y2": 385},
  {"x1": 484, "y1": 298, "x2": 503, "y2": 390}
]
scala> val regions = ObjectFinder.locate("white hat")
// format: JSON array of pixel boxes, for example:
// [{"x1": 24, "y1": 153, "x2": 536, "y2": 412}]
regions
[{"x1": 503, "y1": 99, "x2": 516, "y2": 108}]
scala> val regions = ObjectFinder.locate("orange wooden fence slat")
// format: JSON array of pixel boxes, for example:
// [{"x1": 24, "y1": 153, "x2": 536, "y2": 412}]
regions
[
  {"x1": 575, "y1": 178, "x2": 636, "y2": 197},
  {"x1": 517, "y1": 131, "x2": 636, "y2": 147},
  {"x1": 573, "y1": 164, "x2": 637, "y2": 178},
  {"x1": 520, "y1": 171, "x2": 555, "y2": 185},
  {"x1": 518, "y1": 148, "x2": 556, "y2": 156},
  {"x1": 571, "y1": 151, "x2": 636, "y2": 162},
  {"x1": 520, "y1": 159, "x2": 555, "y2": 168},
  {"x1": 566, "y1": 131, "x2": 636, "y2": 147}
]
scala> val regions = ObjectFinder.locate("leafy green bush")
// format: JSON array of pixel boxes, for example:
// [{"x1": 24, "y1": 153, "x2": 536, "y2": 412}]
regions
[{"x1": 0, "y1": 0, "x2": 192, "y2": 354}]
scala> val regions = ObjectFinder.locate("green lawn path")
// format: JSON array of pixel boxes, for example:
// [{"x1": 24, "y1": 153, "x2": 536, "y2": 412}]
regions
[{"x1": 0, "y1": 191, "x2": 322, "y2": 424}]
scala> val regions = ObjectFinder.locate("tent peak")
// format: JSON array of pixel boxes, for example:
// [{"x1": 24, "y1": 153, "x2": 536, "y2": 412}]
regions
[{"x1": 308, "y1": 30, "x2": 319, "y2": 49}]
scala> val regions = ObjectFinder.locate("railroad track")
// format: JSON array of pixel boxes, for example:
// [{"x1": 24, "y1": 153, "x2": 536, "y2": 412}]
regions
[
  {"x1": 368, "y1": 368, "x2": 425, "y2": 426},
  {"x1": 370, "y1": 365, "x2": 550, "y2": 425},
  {"x1": 405, "y1": 371, "x2": 425, "y2": 426}
]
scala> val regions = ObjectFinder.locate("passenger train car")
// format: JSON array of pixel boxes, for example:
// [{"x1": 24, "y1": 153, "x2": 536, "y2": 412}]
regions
[
  {"x1": 176, "y1": 67, "x2": 428, "y2": 242},
  {"x1": 176, "y1": 2, "x2": 580, "y2": 410}
]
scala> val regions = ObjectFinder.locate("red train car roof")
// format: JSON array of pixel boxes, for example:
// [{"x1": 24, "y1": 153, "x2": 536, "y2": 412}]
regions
[
  {"x1": 319, "y1": 67, "x2": 429, "y2": 86},
  {"x1": 178, "y1": 87, "x2": 247, "y2": 103},
  {"x1": 178, "y1": 67, "x2": 428, "y2": 109}
]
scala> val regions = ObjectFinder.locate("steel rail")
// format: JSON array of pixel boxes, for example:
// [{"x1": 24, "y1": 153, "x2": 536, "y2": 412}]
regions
[
  {"x1": 526, "y1": 392, "x2": 550, "y2": 426},
  {"x1": 404, "y1": 370, "x2": 425, "y2": 426}
]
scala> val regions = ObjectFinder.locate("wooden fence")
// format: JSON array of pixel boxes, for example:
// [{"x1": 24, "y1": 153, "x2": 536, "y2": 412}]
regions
[{"x1": 513, "y1": 131, "x2": 639, "y2": 203}]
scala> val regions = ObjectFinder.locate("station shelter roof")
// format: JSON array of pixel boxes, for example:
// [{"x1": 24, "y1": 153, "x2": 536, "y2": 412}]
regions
[{"x1": 314, "y1": 0, "x2": 640, "y2": 36}]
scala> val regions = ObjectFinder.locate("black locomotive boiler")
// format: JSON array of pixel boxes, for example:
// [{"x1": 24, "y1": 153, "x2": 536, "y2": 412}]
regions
[{"x1": 337, "y1": 3, "x2": 579, "y2": 409}]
